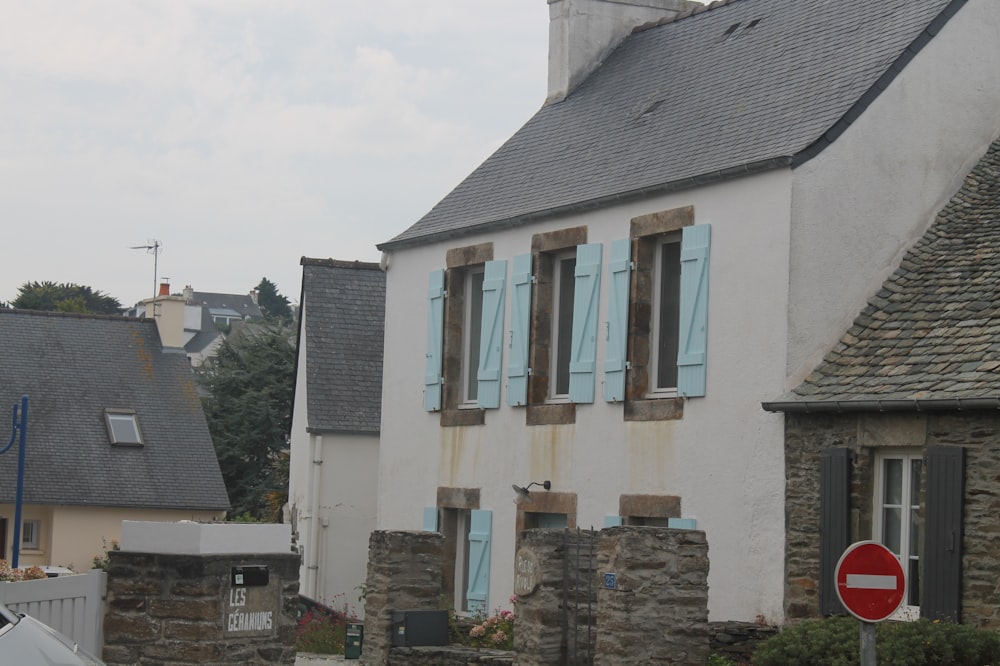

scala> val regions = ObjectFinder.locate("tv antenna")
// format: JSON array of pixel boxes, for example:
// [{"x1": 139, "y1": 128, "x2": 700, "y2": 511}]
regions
[{"x1": 129, "y1": 239, "x2": 162, "y2": 300}]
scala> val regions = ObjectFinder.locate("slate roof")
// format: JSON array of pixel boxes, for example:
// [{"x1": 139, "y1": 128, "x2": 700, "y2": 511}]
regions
[
  {"x1": 380, "y1": 0, "x2": 962, "y2": 250},
  {"x1": 296, "y1": 259, "x2": 385, "y2": 434},
  {"x1": 190, "y1": 291, "x2": 263, "y2": 320},
  {"x1": 768, "y1": 137, "x2": 1000, "y2": 411},
  {"x1": 0, "y1": 309, "x2": 230, "y2": 509}
]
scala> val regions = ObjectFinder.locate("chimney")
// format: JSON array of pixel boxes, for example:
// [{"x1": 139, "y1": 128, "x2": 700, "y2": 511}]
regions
[
  {"x1": 547, "y1": 0, "x2": 698, "y2": 103},
  {"x1": 183, "y1": 285, "x2": 194, "y2": 302},
  {"x1": 158, "y1": 281, "x2": 170, "y2": 296}
]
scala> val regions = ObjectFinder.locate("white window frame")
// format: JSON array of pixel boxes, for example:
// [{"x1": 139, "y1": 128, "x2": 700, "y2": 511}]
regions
[
  {"x1": 873, "y1": 449, "x2": 922, "y2": 621},
  {"x1": 105, "y1": 410, "x2": 143, "y2": 445},
  {"x1": 550, "y1": 250, "x2": 576, "y2": 401},
  {"x1": 648, "y1": 232, "x2": 682, "y2": 397},
  {"x1": 460, "y1": 266, "x2": 486, "y2": 407},
  {"x1": 22, "y1": 519, "x2": 40, "y2": 550}
]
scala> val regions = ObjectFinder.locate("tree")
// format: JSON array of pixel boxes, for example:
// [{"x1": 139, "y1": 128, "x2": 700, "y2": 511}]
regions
[
  {"x1": 12, "y1": 281, "x2": 122, "y2": 314},
  {"x1": 198, "y1": 325, "x2": 295, "y2": 519},
  {"x1": 256, "y1": 277, "x2": 293, "y2": 324}
]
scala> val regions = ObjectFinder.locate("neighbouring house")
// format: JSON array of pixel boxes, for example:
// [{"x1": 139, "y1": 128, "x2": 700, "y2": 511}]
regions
[
  {"x1": 287, "y1": 258, "x2": 384, "y2": 614},
  {"x1": 373, "y1": 0, "x2": 1000, "y2": 625},
  {"x1": 765, "y1": 138, "x2": 1000, "y2": 627},
  {"x1": 0, "y1": 309, "x2": 230, "y2": 571},
  {"x1": 132, "y1": 283, "x2": 265, "y2": 366}
]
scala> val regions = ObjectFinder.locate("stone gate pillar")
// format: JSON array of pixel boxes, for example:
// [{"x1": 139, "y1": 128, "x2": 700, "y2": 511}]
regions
[
  {"x1": 360, "y1": 530, "x2": 444, "y2": 665},
  {"x1": 595, "y1": 526, "x2": 709, "y2": 665}
]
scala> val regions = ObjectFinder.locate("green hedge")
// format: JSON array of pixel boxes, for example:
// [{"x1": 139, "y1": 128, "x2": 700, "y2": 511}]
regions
[{"x1": 753, "y1": 616, "x2": 1000, "y2": 666}]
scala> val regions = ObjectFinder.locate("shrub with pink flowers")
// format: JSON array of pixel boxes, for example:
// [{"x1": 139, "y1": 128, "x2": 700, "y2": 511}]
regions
[{"x1": 466, "y1": 595, "x2": 516, "y2": 651}]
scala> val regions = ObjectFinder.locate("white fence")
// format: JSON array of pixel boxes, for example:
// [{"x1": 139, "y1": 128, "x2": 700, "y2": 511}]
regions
[{"x1": 0, "y1": 569, "x2": 107, "y2": 656}]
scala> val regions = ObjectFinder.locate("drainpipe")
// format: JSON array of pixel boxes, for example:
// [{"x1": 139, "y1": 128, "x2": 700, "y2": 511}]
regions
[{"x1": 306, "y1": 434, "x2": 323, "y2": 599}]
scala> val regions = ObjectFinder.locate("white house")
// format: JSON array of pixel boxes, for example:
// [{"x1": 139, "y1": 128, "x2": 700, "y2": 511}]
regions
[
  {"x1": 287, "y1": 258, "x2": 384, "y2": 615},
  {"x1": 374, "y1": 0, "x2": 1000, "y2": 624}
]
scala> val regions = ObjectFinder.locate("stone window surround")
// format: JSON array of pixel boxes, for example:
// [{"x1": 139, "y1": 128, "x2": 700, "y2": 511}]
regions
[
  {"x1": 624, "y1": 205, "x2": 693, "y2": 422},
  {"x1": 618, "y1": 494, "x2": 681, "y2": 525},
  {"x1": 436, "y1": 487, "x2": 481, "y2": 613},
  {"x1": 525, "y1": 226, "x2": 588, "y2": 426},
  {"x1": 440, "y1": 243, "x2": 494, "y2": 427},
  {"x1": 515, "y1": 491, "x2": 578, "y2": 534}
]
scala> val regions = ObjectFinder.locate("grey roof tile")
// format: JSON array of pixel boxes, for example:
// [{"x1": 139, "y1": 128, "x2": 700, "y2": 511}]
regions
[
  {"x1": 786, "y1": 139, "x2": 1000, "y2": 404},
  {"x1": 0, "y1": 310, "x2": 230, "y2": 510},
  {"x1": 297, "y1": 259, "x2": 385, "y2": 434},
  {"x1": 380, "y1": 0, "x2": 956, "y2": 250}
]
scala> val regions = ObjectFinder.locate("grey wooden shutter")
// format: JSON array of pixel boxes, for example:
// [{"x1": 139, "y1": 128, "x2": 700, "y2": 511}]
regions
[
  {"x1": 922, "y1": 445, "x2": 964, "y2": 623},
  {"x1": 820, "y1": 447, "x2": 851, "y2": 616}
]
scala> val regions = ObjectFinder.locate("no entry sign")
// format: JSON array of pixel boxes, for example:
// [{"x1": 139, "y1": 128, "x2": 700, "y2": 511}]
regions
[{"x1": 835, "y1": 541, "x2": 905, "y2": 622}]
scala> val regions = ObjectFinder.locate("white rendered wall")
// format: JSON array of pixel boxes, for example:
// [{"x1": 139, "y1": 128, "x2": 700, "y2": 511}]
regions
[
  {"x1": 379, "y1": 169, "x2": 793, "y2": 623},
  {"x1": 787, "y1": 0, "x2": 1000, "y2": 386}
]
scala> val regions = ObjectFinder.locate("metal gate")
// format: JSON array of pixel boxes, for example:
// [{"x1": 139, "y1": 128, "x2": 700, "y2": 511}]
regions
[{"x1": 562, "y1": 527, "x2": 597, "y2": 665}]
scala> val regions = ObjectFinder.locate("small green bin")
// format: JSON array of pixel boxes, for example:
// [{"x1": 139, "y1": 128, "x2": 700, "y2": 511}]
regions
[{"x1": 345, "y1": 622, "x2": 363, "y2": 659}]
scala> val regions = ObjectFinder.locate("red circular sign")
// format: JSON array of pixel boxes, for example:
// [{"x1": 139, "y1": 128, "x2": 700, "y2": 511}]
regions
[{"x1": 835, "y1": 541, "x2": 905, "y2": 622}]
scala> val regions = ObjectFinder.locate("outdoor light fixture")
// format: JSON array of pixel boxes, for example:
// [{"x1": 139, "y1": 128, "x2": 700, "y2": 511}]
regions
[{"x1": 512, "y1": 480, "x2": 551, "y2": 503}]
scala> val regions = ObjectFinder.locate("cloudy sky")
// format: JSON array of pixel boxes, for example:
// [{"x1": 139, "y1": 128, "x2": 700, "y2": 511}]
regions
[{"x1": 0, "y1": 1, "x2": 549, "y2": 309}]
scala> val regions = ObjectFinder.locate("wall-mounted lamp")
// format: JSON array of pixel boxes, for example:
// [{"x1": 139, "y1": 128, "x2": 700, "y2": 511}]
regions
[{"x1": 511, "y1": 480, "x2": 551, "y2": 503}]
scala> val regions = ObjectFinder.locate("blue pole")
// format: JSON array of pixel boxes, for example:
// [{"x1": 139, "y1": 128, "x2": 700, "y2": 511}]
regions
[{"x1": 11, "y1": 396, "x2": 27, "y2": 569}]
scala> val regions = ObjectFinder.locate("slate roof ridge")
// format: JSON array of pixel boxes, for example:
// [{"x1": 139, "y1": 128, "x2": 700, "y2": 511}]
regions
[
  {"x1": 0, "y1": 308, "x2": 143, "y2": 323},
  {"x1": 767, "y1": 135, "x2": 1000, "y2": 412},
  {"x1": 300, "y1": 256, "x2": 382, "y2": 271},
  {"x1": 633, "y1": 0, "x2": 743, "y2": 33}
]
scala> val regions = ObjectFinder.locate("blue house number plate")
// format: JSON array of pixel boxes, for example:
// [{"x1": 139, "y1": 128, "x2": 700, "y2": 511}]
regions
[{"x1": 603, "y1": 573, "x2": 617, "y2": 590}]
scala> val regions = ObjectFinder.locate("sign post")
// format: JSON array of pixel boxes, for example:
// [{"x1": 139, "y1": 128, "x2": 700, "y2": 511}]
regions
[{"x1": 835, "y1": 541, "x2": 906, "y2": 666}]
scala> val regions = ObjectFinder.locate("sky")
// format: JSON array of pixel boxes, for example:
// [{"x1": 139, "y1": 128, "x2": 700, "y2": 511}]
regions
[{"x1": 0, "y1": 1, "x2": 549, "y2": 309}]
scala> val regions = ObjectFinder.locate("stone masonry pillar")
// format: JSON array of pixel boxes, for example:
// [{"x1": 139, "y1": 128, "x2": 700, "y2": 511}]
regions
[{"x1": 360, "y1": 530, "x2": 444, "y2": 666}]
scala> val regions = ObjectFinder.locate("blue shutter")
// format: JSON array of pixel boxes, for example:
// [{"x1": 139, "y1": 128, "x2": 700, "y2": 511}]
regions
[
  {"x1": 467, "y1": 509, "x2": 492, "y2": 615},
  {"x1": 569, "y1": 243, "x2": 602, "y2": 403},
  {"x1": 477, "y1": 260, "x2": 507, "y2": 409},
  {"x1": 424, "y1": 269, "x2": 445, "y2": 411},
  {"x1": 423, "y1": 507, "x2": 439, "y2": 532},
  {"x1": 604, "y1": 239, "x2": 631, "y2": 402},
  {"x1": 603, "y1": 516, "x2": 623, "y2": 528},
  {"x1": 677, "y1": 225, "x2": 710, "y2": 397},
  {"x1": 507, "y1": 254, "x2": 532, "y2": 406},
  {"x1": 922, "y1": 446, "x2": 964, "y2": 623}
]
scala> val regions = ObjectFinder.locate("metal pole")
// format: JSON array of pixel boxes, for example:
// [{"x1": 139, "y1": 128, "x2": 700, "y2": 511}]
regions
[
  {"x1": 860, "y1": 621, "x2": 877, "y2": 666},
  {"x1": 11, "y1": 395, "x2": 28, "y2": 569}
]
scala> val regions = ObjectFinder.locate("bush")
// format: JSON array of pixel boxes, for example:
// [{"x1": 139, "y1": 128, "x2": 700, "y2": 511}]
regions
[
  {"x1": 0, "y1": 561, "x2": 46, "y2": 582},
  {"x1": 295, "y1": 594, "x2": 359, "y2": 655},
  {"x1": 754, "y1": 616, "x2": 1000, "y2": 666}
]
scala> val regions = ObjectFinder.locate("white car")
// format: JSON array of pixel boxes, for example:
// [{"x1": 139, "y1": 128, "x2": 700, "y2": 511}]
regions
[{"x1": 0, "y1": 601, "x2": 105, "y2": 665}]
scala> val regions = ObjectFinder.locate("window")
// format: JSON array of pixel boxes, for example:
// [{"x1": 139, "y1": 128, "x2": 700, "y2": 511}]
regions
[
  {"x1": 609, "y1": 205, "x2": 710, "y2": 421},
  {"x1": 424, "y1": 243, "x2": 506, "y2": 424},
  {"x1": 463, "y1": 267, "x2": 486, "y2": 405},
  {"x1": 875, "y1": 451, "x2": 922, "y2": 614},
  {"x1": 651, "y1": 234, "x2": 682, "y2": 394},
  {"x1": 523, "y1": 512, "x2": 568, "y2": 529},
  {"x1": 509, "y1": 226, "x2": 601, "y2": 425},
  {"x1": 551, "y1": 251, "x2": 576, "y2": 399},
  {"x1": 104, "y1": 410, "x2": 142, "y2": 445},
  {"x1": 515, "y1": 491, "x2": 577, "y2": 535},
  {"x1": 22, "y1": 519, "x2": 40, "y2": 550},
  {"x1": 424, "y1": 490, "x2": 491, "y2": 615}
]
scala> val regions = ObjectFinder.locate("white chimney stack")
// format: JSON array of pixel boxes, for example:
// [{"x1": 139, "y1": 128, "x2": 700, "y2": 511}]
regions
[{"x1": 547, "y1": 0, "x2": 699, "y2": 103}]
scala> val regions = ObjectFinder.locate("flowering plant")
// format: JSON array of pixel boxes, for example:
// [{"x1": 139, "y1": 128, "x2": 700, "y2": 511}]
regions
[
  {"x1": 0, "y1": 561, "x2": 46, "y2": 582},
  {"x1": 467, "y1": 596, "x2": 516, "y2": 650}
]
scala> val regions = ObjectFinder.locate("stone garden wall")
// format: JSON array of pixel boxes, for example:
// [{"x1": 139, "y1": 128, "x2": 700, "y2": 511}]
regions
[{"x1": 103, "y1": 551, "x2": 299, "y2": 665}]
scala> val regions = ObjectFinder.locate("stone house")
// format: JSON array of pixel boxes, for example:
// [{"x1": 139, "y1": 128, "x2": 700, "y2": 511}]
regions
[
  {"x1": 287, "y1": 258, "x2": 384, "y2": 614},
  {"x1": 0, "y1": 309, "x2": 229, "y2": 571},
  {"x1": 374, "y1": 0, "x2": 1000, "y2": 624},
  {"x1": 766, "y1": 138, "x2": 1000, "y2": 627}
]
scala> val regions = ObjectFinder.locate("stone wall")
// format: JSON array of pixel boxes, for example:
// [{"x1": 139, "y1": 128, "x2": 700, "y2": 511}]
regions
[
  {"x1": 595, "y1": 526, "x2": 709, "y2": 665},
  {"x1": 513, "y1": 529, "x2": 598, "y2": 665},
  {"x1": 360, "y1": 530, "x2": 445, "y2": 665},
  {"x1": 784, "y1": 410, "x2": 1000, "y2": 627},
  {"x1": 103, "y1": 551, "x2": 299, "y2": 665}
]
